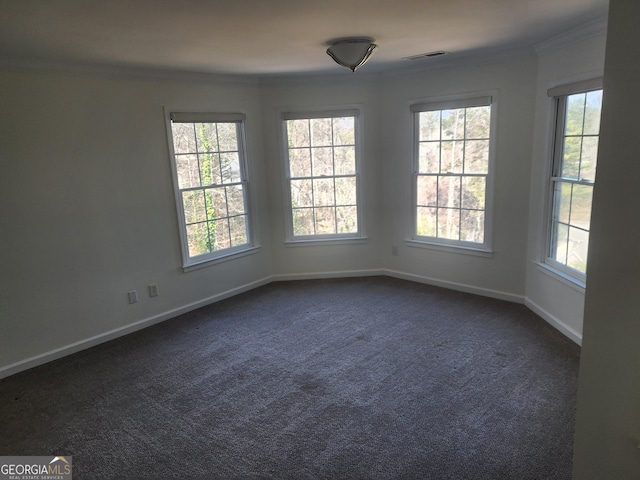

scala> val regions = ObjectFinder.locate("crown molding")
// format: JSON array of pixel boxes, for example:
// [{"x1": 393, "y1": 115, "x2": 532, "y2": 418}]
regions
[
  {"x1": 0, "y1": 56, "x2": 260, "y2": 85},
  {"x1": 535, "y1": 16, "x2": 608, "y2": 56}
]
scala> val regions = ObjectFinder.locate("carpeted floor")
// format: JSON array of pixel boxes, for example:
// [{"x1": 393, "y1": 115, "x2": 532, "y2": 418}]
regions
[{"x1": 0, "y1": 276, "x2": 580, "y2": 479}]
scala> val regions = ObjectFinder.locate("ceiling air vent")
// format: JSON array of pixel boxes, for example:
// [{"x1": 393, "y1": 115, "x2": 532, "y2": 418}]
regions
[{"x1": 402, "y1": 51, "x2": 448, "y2": 61}]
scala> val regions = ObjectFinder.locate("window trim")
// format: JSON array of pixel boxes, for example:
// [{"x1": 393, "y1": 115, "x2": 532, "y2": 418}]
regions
[
  {"x1": 164, "y1": 108, "x2": 257, "y2": 270},
  {"x1": 409, "y1": 92, "x2": 497, "y2": 253},
  {"x1": 281, "y1": 106, "x2": 365, "y2": 244},
  {"x1": 543, "y1": 79, "x2": 603, "y2": 283}
]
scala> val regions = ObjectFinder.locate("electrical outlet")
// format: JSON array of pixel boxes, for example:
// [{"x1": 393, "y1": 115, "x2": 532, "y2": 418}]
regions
[
  {"x1": 148, "y1": 284, "x2": 159, "y2": 297},
  {"x1": 128, "y1": 290, "x2": 138, "y2": 304}
]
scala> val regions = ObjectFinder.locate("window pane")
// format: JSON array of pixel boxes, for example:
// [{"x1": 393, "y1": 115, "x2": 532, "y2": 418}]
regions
[
  {"x1": 315, "y1": 207, "x2": 336, "y2": 234},
  {"x1": 333, "y1": 117, "x2": 355, "y2": 145},
  {"x1": 292, "y1": 208, "x2": 314, "y2": 236},
  {"x1": 419, "y1": 142, "x2": 440, "y2": 173},
  {"x1": 461, "y1": 177, "x2": 485, "y2": 210},
  {"x1": 311, "y1": 147, "x2": 333, "y2": 176},
  {"x1": 584, "y1": 90, "x2": 603, "y2": 135},
  {"x1": 311, "y1": 118, "x2": 332, "y2": 146},
  {"x1": 182, "y1": 190, "x2": 206, "y2": 224},
  {"x1": 313, "y1": 178, "x2": 335, "y2": 206},
  {"x1": 437, "y1": 176, "x2": 461, "y2": 208},
  {"x1": 334, "y1": 146, "x2": 355, "y2": 175},
  {"x1": 212, "y1": 218, "x2": 230, "y2": 250},
  {"x1": 417, "y1": 206, "x2": 437, "y2": 237},
  {"x1": 417, "y1": 175, "x2": 438, "y2": 207},
  {"x1": 464, "y1": 140, "x2": 489, "y2": 174},
  {"x1": 220, "y1": 152, "x2": 240, "y2": 184},
  {"x1": 209, "y1": 187, "x2": 227, "y2": 219},
  {"x1": 441, "y1": 109, "x2": 465, "y2": 140},
  {"x1": 336, "y1": 206, "x2": 357, "y2": 233},
  {"x1": 554, "y1": 182, "x2": 572, "y2": 225},
  {"x1": 570, "y1": 185, "x2": 593, "y2": 230},
  {"x1": 217, "y1": 123, "x2": 238, "y2": 152},
  {"x1": 195, "y1": 123, "x2": 218, "y2": 153},
  {"x1": 419, "y1": 111, "x2": 440, "y2": 141},
  {"x1": 335, "y1": 176, "x2": 357, "y2": 205},
  {"x1": 290, "y1": 179, "x2": 313, "y2": 207},
  {"x1": 175, "y1": 154, "x2": 201, "y2": 189},
  {"x1": 226, "y1": 185, "x2": 245, "y2": 216},
  {"x1": 171, "y1": 123, "x2": 196, "y2": 154},
  {"x1": 561, "y1": 136, "x2": 582, "y2": 179},
  {"x1": 565, "y1": 93, "x2": 586, "y2": 136},
  {"x1": 288, "y1": 119, "x2": 310, "y2": 148},
  {"x1": 440, "y1": 141, "x2": 463, "y2": 173},
  {"x1": 551, "y1": 222, "x2": 569, "y2": 265},
  {"x1": 289, "y1": 148, "x2": 312, "y2": 178},
  {"x1": 567, "y1": 227, "x2": 589, "y2": 273},
  {"x1": 465, "y1": 106, "x2": 491, "y2": 139},
  {"x1": 186, "y1": 222, "x2": 211, "y2": 257},
  {"x1": 460, "y1": 210, "x2": 484, "y2": 243},
  {"x1": 229, "y1": 215, "x2": 248, "y2": 246},
  {"x1": 198, "y1": 152, "x2": 218, "y2": 186},
  {"x1": 437, "y1": 208, "x2": 460, "y2": 240},
  {"x1": 580, "y1": 137, "x2": 599, "y2": 182}
]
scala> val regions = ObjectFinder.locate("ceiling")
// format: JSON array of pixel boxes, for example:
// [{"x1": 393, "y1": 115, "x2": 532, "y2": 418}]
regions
[{"x1": 0, "y1": 0, "x2": 609, "y2": 77}]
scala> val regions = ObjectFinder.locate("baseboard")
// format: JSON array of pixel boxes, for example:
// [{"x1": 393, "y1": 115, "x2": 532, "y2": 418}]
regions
[
  {"x1": 0, "y1": 270, "x2": 574, "y2": 380},
  {"x1": 0, "y1": 276, "x2": 274, "y2": 380},
  {"x1": 272, "y1": 268, "x2": 386, "y2": 282},
  {"x1": 524, "y1": 298, "x2": 582, "y2": 346},
  {"x1": 383, "y1": 269, "x2": 525, "y2": 304}
]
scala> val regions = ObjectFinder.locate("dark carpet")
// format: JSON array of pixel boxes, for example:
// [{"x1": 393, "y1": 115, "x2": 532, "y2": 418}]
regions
[{"x1": 0, "y1": 276, "x2": 580, "y2": 479}]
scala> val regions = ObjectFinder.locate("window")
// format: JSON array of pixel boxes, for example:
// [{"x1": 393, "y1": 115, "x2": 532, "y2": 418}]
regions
[
  {"x1": 282, "y1": 110, "x2": 361, "y2": 241},
  {"x1": 166, "y1": 112, "x2": 254, "y2": 267},
  {"x1": 546, "y1": 81, "x2": 603, "y2": 278},
  {"x1": 411, "y1": 96, "x2": 494, "y2": 250}
]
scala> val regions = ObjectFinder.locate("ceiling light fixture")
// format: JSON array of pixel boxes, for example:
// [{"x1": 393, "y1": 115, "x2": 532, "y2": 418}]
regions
[{"x1": 326, "y1": 38, "x2": 377, "y2": 72}]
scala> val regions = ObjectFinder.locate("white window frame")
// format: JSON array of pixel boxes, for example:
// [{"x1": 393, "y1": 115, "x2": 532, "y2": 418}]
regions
[
  {"x1": 281, "y1": 108, "x2": 365, "y2": 244},
  {"x1": 544, "y1": 79, "x2": 603, "y2": 284},
  {"x1": 165, "y1": 110, "x2": 257, "y2": 270},
  {"x1": 409, "y1": 94, "x2": 497, "y2": 254}
]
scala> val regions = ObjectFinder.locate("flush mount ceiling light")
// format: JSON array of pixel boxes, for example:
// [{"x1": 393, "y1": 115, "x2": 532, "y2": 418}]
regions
[{"x1": 326, "y1": 38, "x2": 377, "y2": 72}]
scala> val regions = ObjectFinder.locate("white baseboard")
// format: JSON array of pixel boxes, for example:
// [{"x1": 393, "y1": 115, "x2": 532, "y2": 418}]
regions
[
  {"x1": 0, "y1": 276, "x2": 274, "y2": 380},
  {"x1": 524, "y1": 298, "x2": 582, "y2": 345},
  {"x1": 1, "y1": 271, "x2": 576, "y2": 380},
  {"x1": 383, "y1": 269, "x2": 525, "y2": 304},
  {"x1": 272, "y1": 268, "x2": 385, "y2": 282}
]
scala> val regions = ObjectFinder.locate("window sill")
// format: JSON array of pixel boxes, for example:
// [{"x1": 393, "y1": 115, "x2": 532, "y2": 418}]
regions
[
  {"x1": 183, "y1": 246, "x2": 261, "y2": 272},
  {"x1": 405, "y1": 239, "x2": 494, "y2": 258},
  {"x1": 284, "y1": 237, "x2": 368, "y2": 247},
  {"x1": 534, "y1": 261, "x2": 586, "y2": 292}
]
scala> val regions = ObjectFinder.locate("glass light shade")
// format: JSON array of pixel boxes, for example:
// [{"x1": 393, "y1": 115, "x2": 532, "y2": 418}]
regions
[{"x1": 326, "y1": 39, "x2": 377, "y2": 72}]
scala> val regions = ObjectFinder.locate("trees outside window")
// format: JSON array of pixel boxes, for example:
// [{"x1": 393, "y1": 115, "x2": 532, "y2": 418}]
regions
[
  {"x1": 547, "y1": 85, "x2": 603, "y2": 278},
  {"x1": 283, "y1": 110, "x2": 362, "y2": 240},
  {"x1": 167, "y1": 112, "x2": 253, "y2": 267},
  {"x1": 412, "y1": 97, "x2": 494, "y2": 250}
]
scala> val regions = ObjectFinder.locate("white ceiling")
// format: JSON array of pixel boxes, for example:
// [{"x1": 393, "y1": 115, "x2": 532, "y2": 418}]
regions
[{"x1": 0, "y1": 0, "x2": 609, "y2": 77}]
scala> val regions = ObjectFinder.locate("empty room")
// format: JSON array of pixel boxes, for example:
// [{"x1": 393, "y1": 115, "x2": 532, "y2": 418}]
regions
[{"x1": 1, "y1": 0, "x2": 638, "y2": 478}]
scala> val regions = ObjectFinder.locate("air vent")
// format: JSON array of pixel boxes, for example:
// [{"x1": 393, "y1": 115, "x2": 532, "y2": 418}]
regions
[{"x1": 402, "y1": 51, "x2": 448, "y2": 61}]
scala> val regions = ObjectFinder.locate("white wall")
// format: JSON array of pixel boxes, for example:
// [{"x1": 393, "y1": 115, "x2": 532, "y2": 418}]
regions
[
  {"x1": 0, "y1": 23, "x2": 607, "y2": 377},
  {"x1": 259, "y1": 75, "x2": 386, "y2": 278},
  {"x1": 573, "y1": 0, "x2": 640, "y2": 476},
  {"x1": 379, "y1": 57, "x2": 537, "y2": 301},
  {"x1": 0, "y1": 70, "x2": 272, "y2": 375},
  {"x1": 524, "y1": 29, "x2": 607, "y2": 344}
]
